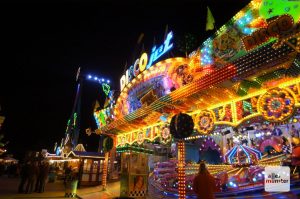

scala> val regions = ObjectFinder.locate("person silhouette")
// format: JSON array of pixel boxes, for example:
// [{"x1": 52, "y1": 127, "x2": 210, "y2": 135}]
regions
[{"x1": 192, "y1": 161, "x2": 217, "y2": 199}]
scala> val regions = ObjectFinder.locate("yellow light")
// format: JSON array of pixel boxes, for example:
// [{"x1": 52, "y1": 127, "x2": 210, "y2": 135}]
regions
[{"x1": 139, "y1": 53, "x2": 148, "y2": 72}]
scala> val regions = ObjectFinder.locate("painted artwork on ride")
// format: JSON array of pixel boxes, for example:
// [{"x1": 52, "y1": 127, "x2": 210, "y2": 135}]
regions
[
  {"x1": 129, "y1": 175, "x2": 147, "y2": 194},
  {"x1": 120, "y1": 152, "x2": 149, "y2": 198},
  {"x1": 116, "y1": 125, "x2": 169, "y2": 147},
  {"x1": 115, "y1": 58, "x2": 197, "y2": 117},
  {"x1": 130, "y1": 153, "x2": 148, "y2": 174},
  {"x1": 93, "y1": 108, "x2": 113, "y2": 128},
  {"x1": 199, "y1": 0, "x2": 300, "y2": 69},
  {"x1": 126, "y1": 75, "x2": 166, "y2": 113}
]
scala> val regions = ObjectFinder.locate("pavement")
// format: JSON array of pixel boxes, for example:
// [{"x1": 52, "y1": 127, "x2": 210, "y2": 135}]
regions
[
  {"x1": 1, "y1": 176, "x2": 300, "y2": 199},
  {"x1": 0, "y1": 176, "x2": 120, "y2": 199}
]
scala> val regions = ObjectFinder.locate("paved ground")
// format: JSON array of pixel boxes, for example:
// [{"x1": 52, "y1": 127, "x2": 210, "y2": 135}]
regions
[
  {"x1": 0, "y1": 176, "x2": 299, "y2": 199},
  {"x1": 0, "y1": 176, "x2": 120, "y2": 199}
]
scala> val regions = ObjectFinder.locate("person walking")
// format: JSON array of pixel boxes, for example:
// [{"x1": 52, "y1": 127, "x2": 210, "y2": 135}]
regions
[
  {"x1": 34, "y1": 161, "x2": 41, "y2": 192},
  {"x1": 25, "y1": 161, "x2": 35, "y2": 193},
  {"x1": 192, "y1": 161, "x2": 218, "y2": 199},
  {"x1": 37, "y1": 161, "x2": 49, "y2": 193},
  {"x1": 18, "y1": 161, "x2": 30, "y2": 193}
]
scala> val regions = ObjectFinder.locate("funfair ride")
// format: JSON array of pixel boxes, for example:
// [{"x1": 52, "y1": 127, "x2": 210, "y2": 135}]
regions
[{"x1": 92, "y1": 0, "x2": 300, "y2": 197}]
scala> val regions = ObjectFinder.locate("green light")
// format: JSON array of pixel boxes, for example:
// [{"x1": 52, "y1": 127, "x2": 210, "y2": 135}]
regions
[
  {"x1": 73, "y1": 113, "x2": 77, "y2": 126},
  {"x1": 116, "y1": 145, "x2": 153, "y2": 154},
  {"x1": 243, "y1": 101, "x2": 253, "y2": 113},
  {"x1": 102, "y1": 83, "x2": 110, "y2": 96},
  {"x1": 260, "y1": 0, "x2": 300, "y2": 21}
]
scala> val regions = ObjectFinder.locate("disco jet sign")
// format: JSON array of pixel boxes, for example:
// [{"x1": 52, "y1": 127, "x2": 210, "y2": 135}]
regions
[{"x1": 120, "y1": 31, "x2": 174, "y2": 91}]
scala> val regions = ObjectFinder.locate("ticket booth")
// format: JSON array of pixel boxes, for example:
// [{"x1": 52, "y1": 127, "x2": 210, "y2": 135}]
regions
[{"x1": 119, "y1": 147, "x2": 152, "y2": 198}]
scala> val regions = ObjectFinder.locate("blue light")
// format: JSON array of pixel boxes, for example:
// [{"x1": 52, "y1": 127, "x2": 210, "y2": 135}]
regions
[
  {"x1": 258, "y1": 173, "x2": 262, "y2": 177},
  {"x1": 88, "y1": 75, "x2": 92, "y2": 79},
  {"x1": 253, "y1": 178, "x2": 256, "y2": 182},
  {"x1": 107, "y1": 80, "x2": 110, "y2": 83},
  {"x1": 233, "y1": 184, "x2": 237, "y2": 187},
  {"x1": 243, "y1": 27, "x2": 253, "y2": 35},
  {"x1": 229, "y1": 182, "x2": 233, "y2": 186},
  {"x1": 255, "y1": 133, "x2": 261, "y2": 138},
  {"x1": 240, "y1": 145, "x2": 251, "y2": 162},
  {"x1": 244, "y1": 145, "x2": 262, "y2": 159},
  {"x1": 102, "y1": 78, "x2": 105, "y2": 82},
  {"x1": 94, "y1": 77, "x2": 98, "y2": 80},
  {"x1": 146, "y1": 31, "x2": 173, "y2": 69},
  {"x1": 228, "y1": 146, "x2": 238, "y2": 164}
]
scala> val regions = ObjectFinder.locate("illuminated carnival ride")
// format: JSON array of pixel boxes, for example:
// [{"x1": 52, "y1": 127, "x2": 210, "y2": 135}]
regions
[{"x1": 91, "y1": 0, "x2": 300, "y2": 197}]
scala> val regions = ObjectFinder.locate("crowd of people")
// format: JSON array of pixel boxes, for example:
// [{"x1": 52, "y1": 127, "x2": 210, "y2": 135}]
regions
[{"x1": 18, "y1": 160, "x2": 50, "y2": 194}]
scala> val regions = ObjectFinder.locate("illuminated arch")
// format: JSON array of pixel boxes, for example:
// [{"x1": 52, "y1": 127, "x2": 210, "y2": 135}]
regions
[{"x1": 115, "y1": 57, "x2": 189, "y2": 119}]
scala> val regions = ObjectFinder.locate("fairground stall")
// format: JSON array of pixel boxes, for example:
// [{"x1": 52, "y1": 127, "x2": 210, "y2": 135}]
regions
[
  {"x1": 92, "y1": 0, "x2": 300, "y2": 198},
  {"x1": 48, "y1": 144, "x2": 105, "y2": 187}
]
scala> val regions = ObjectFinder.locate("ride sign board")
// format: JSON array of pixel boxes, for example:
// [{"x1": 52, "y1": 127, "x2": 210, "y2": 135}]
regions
[{"x1": 120, "y1": 31, "x2": 174, "y2": 91}]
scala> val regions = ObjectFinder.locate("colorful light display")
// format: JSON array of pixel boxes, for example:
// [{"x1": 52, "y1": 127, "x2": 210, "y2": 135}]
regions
[
  {"x1": 258, "y1": 88, "x2": 295, "y2": 122},
  {"x1": 195, "y1": 110, "x2": 215, "y2": 135},
  {"x1": 94, "y1": 0, "x2": 300, "y2": 146},
  {"x1": 102, "y1": 152, "x2": 109, "y2": 190},
  {"x1": 120, "y1": 31, "x2": 174, "y2": 91},
  {"x1": 177, "y1": 140, "x2": 186, "y2": 199},
  {"x1": 259, "y1": 0, "x2": 300, "y2": 21},
  {"x1": 116, "y1": 124, "x2": 164, "y2": 147},
  {"x1": 224, "y1": 145, "x2": 262, "y2": 165}
]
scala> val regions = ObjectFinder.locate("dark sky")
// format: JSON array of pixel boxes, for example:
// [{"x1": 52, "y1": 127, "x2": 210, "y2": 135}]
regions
[{"x1": 0, "y1": 0, "x2": 251, "y2": 159}]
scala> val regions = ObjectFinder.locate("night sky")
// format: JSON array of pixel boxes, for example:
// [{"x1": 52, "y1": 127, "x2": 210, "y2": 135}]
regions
[{"x1": 0, "y1": 0, "x2": 251, "y2": 159}]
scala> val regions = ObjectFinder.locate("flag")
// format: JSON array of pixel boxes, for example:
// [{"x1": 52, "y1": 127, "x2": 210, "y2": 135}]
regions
[
  {"x1": 163, "y1": 24, "x2": 169, "y2": 40},
  {"x1": 94, "y1": 100, "x2": 101, "y2": 112},
  {"x1": 206, "y1": 6, "x2": 215, "y2": 31},
  {"x1": 103, "y1": 97, "x2": 109, "y2": 108},
  {"x1": 137, "y1": 33, "x2": 144, "y2": 44}
]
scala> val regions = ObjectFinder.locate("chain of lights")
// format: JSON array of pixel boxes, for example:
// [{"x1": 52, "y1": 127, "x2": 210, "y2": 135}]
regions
[
  {"x1": 199, "y1": 137, "x2": 222, "y2": 158},
  {"x1": 98, "y1": 64, "x2": 236, "y2": 134},
  {"x1": 101, "y1": 152, "x2": 109, "y2": 190},
  {"x1": 195, "y1": 110, "x2": 215, "y2": 135},
  {"x1": 257, "y1": 88, "x2": 295, "y2": 122},
  {"x1": 200, "y1": 39, "x2": 213, "y2": 65},
  {"x1": 184, "y1": 132, "x2": 222, "y2": 140},
  {"x1": 116, "y1": 124, "x2": 163, "y2": 147},
  {"x1": 177, "y1": 140, "x2": 186, "y2": 199},
  {"x1": 87, "y1": 74, "x2": 110, "y2": 84},
  {"x1": 115, "y1": 57, "x2": 188, "y2": 118},
  {"x1": 116, "y1": 145, "x2": 154, "y2": 154},
  {"x1": 99, "y1": 49, "x2": 296, "y2": 134},
  {"x1": 224, "y1": 145, "x2": 262, "y2": 165},
  {"x1": 96, "y1": 3, "x2": 299, "y2": 135},
  {"x1": 114, "y1": 79, "x2": 300, "y2": 147}
]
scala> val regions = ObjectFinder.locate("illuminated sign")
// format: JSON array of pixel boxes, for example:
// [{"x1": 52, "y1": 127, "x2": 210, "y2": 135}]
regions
[
  {"x1": 242, "y1": 15, "x2": 299, "y2": 51},
  {"x1": 120, "y1": 31, "x2": 173, "y2": 91},
  {"x1": 102, "y1": 83, "x2": 110, "y2": 96}
]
